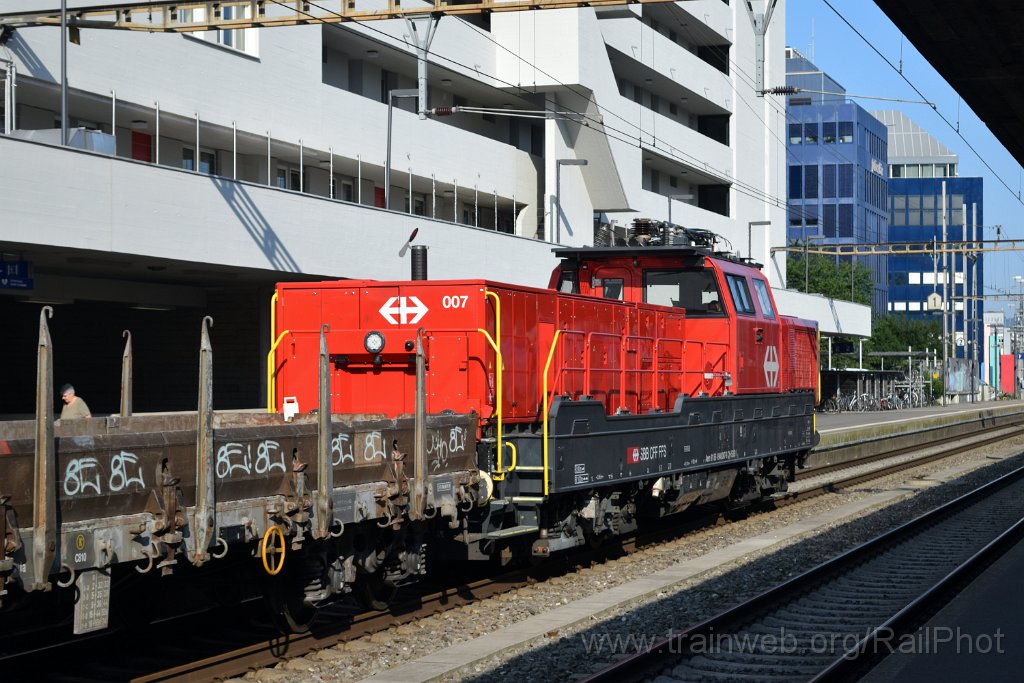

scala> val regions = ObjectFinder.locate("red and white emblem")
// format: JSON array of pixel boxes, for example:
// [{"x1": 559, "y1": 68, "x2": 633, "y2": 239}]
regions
[
  {"x1": 378, "y1": 296, "x2": 429, "y2": 325},
  {"x1": 763, "y1": 345, "x2": 779, "y2": 387}
]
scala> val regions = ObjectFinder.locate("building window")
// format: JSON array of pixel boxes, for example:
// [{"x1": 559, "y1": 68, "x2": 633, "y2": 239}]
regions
[
  {"x1": 838, "y1": 121, "x2": 854, "y2": 143},
  {"x1": 839, "y1": 164, "x2": 854, "y2": 198},
  {"x1": 182, "y1": 147, "x2": 216, "y2": 175},
  {"x1": 789, "y1": 124, "x2": 802, "y2": 145},
  {"x1": 804, "y1": 165, "x2": 818, "y2": 199},
  {"x1": 823, "y1": 203, "x2": 837, "y2": 237},
  {"x1": 803, "y1": 123, "x2": 818, "y2": 144},
  {"x1": 332, "y1": 175, "x2": 354, "y2": 201},
  {"x1": 839, "y1": 204, "x2": 853, "y2": 238},
  {"x1": 891, "y1": 165, "x2": 903, "y2": 178},
  {"x1": 922, "y1": 195, "x2": 936, "y2": 225},
  {"x1": 823, "y1": 164, "x2": 837, "y2": 198},
  {"x1": 789, "y1": 165, "x2": 802, "y2": 199},
  {"x1": 276, "y1": 166, "x2": 301, "y2": 191},
  {"x1": 803, "y1": 204, "x2": 819, "y2": 227},
  {"x1": 822, "y1": 121, "x2": 836, "y2": 144},
  {"x1": 180, "y1": 6, "x2": 258, "y2": 56}
]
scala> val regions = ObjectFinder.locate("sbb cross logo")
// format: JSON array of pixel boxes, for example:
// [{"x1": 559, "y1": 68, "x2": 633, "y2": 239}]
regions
[
  {"x1": 627, "y1": 447, "x2": 641, "y2": 464},
  {"x1": 763, "y1": 345, "x2": 780, "y2": 388},
  {"x1": 378, "y1": 296, "x2": 429, "y2": 325}
]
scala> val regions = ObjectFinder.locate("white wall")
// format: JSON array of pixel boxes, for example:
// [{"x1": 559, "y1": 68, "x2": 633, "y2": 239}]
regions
[
  {"x1": 4, "y1": 0, "x2": 788, "y2": 286},
  {"x1": 0, "y1": 136, "x2": 558, "y2": 285}
]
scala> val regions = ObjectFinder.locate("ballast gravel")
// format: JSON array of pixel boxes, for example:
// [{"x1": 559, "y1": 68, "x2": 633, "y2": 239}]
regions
[{"x1": 236, "y1": 435, "x2": 1024, "y2": 683}]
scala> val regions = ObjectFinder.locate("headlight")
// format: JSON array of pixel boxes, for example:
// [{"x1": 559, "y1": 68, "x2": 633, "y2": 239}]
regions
[{"x1": 364, "y1": 330, "x2": 386, "y2": 354}]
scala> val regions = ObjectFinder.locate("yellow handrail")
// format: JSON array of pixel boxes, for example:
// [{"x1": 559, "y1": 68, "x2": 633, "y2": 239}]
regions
[
  {"x1": 542, "y1": 329, "x2": 563, "y2": 496},
  {"x1": 268, "y1": 292, "x2": 277, "y2": 413},
  {"x1": 266, "y1": 329, "x2": 291, "y2": 413},
  {"x1": 477, "y1": 289, "x2": 511, "y2": 479}
]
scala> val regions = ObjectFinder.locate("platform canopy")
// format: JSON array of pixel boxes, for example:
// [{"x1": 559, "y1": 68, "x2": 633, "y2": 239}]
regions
[{"x1": 874, "y1": 0, "x2": 1024, "y2": 166}]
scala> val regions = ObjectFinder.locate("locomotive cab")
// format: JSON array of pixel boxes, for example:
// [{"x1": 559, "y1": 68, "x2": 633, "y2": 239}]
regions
[{"x1": 548, "y1": 234, "x2": 786, "y2": 396}]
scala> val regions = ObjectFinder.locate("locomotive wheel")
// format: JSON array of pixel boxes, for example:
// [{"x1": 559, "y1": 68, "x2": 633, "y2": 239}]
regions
[{"x1": 359, "y1": 575, "x2": 397, "y2": 611}]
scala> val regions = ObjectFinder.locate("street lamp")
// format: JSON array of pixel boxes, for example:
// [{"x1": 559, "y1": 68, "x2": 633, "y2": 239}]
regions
[
  {"x1": 803, "y1": 235, "x2": 824, "y2": 293},
  {"x1": 385, "y1": 88, "x2": 420, "y2": 210},
  {"x1": 554, "y1": 158, "x2": 588, "y2": 244},
  {"x1": 747, "y1": 220, "x2": 771, "y2": 262}
]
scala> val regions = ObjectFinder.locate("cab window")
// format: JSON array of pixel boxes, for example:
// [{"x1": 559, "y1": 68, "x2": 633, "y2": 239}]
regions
[
  {"x1": 557, "y1": 269, "x2": 579, "y2": 294},
  {"x1": 600, "y1": 278, "x2": 624, "y2": 300},
  {"x1": 752, "y1": 279, "x2": 776, "y2": 319},
  {"x1": 644, "y1": 269, "x2": 724, "y2": 316},
  {"x1": 725, "y1": 274, "x2": 756, "y2": 315}
]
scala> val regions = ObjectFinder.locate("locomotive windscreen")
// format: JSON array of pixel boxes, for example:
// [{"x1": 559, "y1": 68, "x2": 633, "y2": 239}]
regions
[{"x1": 643, "y1": 268, "x2": 724, "y2": 316}]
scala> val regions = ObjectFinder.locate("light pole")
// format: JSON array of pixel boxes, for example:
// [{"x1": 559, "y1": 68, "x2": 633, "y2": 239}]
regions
[
  {"x1": 385, "y1": 88, "x2": 419, "y2": 211},
  {"x1": 747, "y1": 220, "x2": 771, "y2": 262},
  {"x1": 554, "y1": 158, "x2": 588, "y2": 244}
]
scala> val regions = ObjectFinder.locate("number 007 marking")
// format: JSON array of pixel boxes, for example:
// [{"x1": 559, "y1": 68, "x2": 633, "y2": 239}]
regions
[{"x1": 442, "y1": 295, "x2": 469, "y2": 309}]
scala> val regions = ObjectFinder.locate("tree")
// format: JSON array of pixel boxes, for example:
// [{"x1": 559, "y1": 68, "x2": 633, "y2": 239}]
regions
[
  {"x1": 786, "y1": 251, "x2": 874, "y2": 305},
  {"x1": 866, "y1": 315, "x2": 941, "y2": 357},
  {"x1": 863, "y1": 315, "x2": 944, "y2": 395}
]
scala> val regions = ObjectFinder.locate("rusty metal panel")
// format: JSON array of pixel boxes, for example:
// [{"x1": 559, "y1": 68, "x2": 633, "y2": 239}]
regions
[{"x1": 0, "y1": 410, "x2": 478, "y2": 534}]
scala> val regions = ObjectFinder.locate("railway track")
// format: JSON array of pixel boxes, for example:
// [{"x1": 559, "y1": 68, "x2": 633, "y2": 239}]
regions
[
  {"x1": 584, "y1": 464, "x2": 1024, "y2": 683},
  {"x1": 8, "y1": 421, "x2": 1024, "y2": 682}
]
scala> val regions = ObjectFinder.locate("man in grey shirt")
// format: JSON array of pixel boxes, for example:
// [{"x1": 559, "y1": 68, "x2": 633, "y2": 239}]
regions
[{"x1": 60, "y1": 383, "x2": 91, "y2": 420}]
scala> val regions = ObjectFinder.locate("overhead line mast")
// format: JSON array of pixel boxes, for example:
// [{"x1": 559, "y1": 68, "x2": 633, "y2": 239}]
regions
[{"x1": 0, "y1": 0, "x2": 688, "y2": 31}]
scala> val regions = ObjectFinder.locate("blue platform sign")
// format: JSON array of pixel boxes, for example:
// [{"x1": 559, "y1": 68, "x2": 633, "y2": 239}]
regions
[{"x1": 0, "y1": 261, "x2": 33, "y2": 290}]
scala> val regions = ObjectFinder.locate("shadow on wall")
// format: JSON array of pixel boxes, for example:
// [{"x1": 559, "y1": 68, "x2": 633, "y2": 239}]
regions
[
  {"x1": 211, "y1": 176, "x2": 302, "y2": 273},
  {"x1": 6, "y1": 31, "x2": 55, "y2": 82}
]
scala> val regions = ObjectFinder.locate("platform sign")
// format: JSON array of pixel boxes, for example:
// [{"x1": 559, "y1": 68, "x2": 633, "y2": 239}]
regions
[
  {"x1": 0, "y1": 260, "x2": 33, "y2": 290},
  {"x1": 926, "y1": 292, "x2": 943, "y2": 311}
]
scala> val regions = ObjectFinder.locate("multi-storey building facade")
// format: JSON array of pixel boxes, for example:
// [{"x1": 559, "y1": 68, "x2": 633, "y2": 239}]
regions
[
  {"x1": 0, "y1": 2, "x2": 801, "y2": 415},
  {"x1": 874, "y1": 110, "x2": 984, "y2": 368},
  {"x1": 785, "y1": 49, "x2": 889, "y2": 314}
]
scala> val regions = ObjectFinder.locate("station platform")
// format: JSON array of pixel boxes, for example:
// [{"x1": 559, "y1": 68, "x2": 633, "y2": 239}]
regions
[
  {"x1": 861, "y1": 532, "x2": 1024, "y2": 682},
  {"x1": 806, "y1": 400, "x2": 1024, "y2": 469}
]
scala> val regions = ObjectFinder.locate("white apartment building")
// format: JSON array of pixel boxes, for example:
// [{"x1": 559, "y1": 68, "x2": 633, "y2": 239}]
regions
[{"x1": 0, "y1": 1, "x2": 802, "y2": 415}]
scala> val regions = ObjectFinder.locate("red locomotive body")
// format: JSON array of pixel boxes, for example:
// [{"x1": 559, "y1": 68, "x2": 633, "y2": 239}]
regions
[
  {"x1": 274, "y1": 224, "x2": 818, "y2": 557},
  {"x1": 274, "y1": 249, "x2": 818, "y2": 422}
]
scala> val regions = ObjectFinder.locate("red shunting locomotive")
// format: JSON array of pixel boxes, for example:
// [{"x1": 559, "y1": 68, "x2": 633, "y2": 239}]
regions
[{"x1": 274, "y1": 221, "x2": 819, "y2": 560}]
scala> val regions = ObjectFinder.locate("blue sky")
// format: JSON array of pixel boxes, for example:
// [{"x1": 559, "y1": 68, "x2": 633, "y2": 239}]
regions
[{"x1": 786, "y1": 0, "x2": 1024, "y2": 311}]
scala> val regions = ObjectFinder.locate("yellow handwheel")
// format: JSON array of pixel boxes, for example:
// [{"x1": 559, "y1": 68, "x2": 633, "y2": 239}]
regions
[{"x1": 261, "y1": 526, "x2": 286, "y2": 576}]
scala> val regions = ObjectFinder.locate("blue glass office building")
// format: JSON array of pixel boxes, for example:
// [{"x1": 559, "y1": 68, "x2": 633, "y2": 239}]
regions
[
  {"x1": 874, "y1": 110, "x2": 984, "y2": 362},
  {"x1": 785, "y1": 50, "x2": 889, "y2": 314}
]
